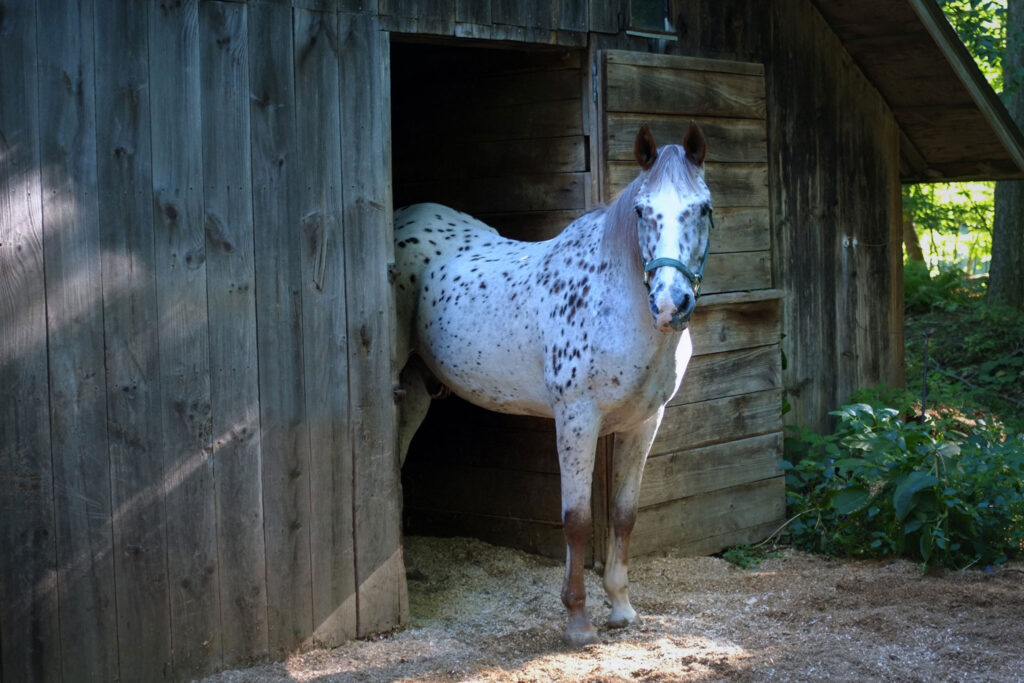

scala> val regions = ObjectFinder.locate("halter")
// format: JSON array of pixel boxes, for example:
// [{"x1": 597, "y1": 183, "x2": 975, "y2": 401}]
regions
[{"x1": 641, "y1": 211, "x2": 714, "y2": 297}]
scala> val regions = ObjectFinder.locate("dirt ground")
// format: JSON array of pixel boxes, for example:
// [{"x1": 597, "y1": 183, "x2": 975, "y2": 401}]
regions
[{"x1": 202, "y1": 536, "x2": 1024, "y2": 682}]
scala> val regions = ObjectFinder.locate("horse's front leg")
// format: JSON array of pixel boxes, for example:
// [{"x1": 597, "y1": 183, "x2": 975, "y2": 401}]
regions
[
  {"x1": 604, "y1": 408, "x2": 663, "y2": 628},
  {"x1": 554, "y1": 401, "x2": 601, "y2": 647}
]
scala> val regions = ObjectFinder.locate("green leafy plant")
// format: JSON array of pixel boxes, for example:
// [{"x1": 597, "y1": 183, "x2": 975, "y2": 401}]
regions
[
  {"x1": 718, "y1": 544, "x2": 780, "y2": 570},
  {"x1": 783, "y1": 398, "x2": 1024, "y2": 570},
  {"x1": 903, "y1": 261, "x2": 982, "y2": 313},
  {"x1": 900, "y1": 260, "x2": 1024, "y2": 433}
]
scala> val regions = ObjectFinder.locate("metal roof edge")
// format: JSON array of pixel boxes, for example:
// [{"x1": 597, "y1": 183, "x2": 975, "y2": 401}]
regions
[{"x1": 907, "y1": 0, "x2": 1024, "y2": 175}]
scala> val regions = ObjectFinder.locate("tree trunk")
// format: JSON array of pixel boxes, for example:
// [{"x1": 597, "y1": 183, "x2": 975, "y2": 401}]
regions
[
  {"x1": 990, "y1": 181, "x2": 1024, "y2": 308},
  {"x1": 903, "y1": 214, "x2": 925, "y2": 262},
  {"x1": 990, "y1": 0, "x2": 1024, "y2": 310}
]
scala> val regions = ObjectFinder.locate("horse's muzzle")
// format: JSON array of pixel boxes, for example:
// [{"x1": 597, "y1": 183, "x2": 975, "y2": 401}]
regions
[
  {"x1": 651, "y1": 289, "x2": 694, "y2": 332},
  {"x1": 659, "y1": 311, "x2": 690, "y2": 333}
]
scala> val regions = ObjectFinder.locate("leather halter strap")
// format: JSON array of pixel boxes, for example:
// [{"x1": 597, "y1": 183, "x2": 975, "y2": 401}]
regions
[{"x1": 641, "y1": 212, "x2": 714, "y2": 296}]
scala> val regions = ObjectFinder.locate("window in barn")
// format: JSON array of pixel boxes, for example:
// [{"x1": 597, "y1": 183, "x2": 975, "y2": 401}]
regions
[{"x1": 629, "y1": 0, "x2": 677, "y2": 39}]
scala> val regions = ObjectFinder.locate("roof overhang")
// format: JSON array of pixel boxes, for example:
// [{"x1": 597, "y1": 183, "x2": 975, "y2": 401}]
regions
[{"x1": 813, "y1": 0, "x2": 1024, "y2": 182}]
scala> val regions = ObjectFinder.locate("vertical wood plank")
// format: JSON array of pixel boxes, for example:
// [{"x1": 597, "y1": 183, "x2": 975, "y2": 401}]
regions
[
  {"x1": 293, "y1": 7, "x2": 358, "y2": 646},
  {"x1": 249, "y1": 0, "x2": 315, "y2": 656},
  {"x1": 94, "y1": 1, "x2": 173, "y2": 679},
  {"x1": 492, "y1": 0, "x2": 550, "y2": 29},
  {"x1": 768, "y1": 0, "x2": 835, "y2": 432},
  {"x1": 456, "y1": 0, "x2": 490, "y2": 25},
  {"x1": 148, "y1": 0, "x2": 220, "y2": 676},
  {"x1": 36, "y1": 0, "x2": 119, "y2": 680},
  {"x1": 589, "y1": 0, "x2": 626, "y2": 33},
  {"x1": 379, "y1": 0, "x2": 455, "y2": 34},
  {"x1": 339, "y1": 13, "x2": 406, "y2": 636},
  {"x1": 559, "y1": 0, "x2": 587, "y2": 32},
  {"x1": 0, "y1": 3, "x2": 60, "y2": 682},
  {"x1": 199, "y1": 0, "x2": 269, "y2": 666}
]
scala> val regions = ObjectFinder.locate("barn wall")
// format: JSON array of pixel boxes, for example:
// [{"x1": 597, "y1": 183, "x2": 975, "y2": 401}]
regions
[
  {"x1": 1, "y1": 3, "x2": 401, "y2": 681},
  {"x1": 653, "y1": 0, "x2": 904, "y2": 434},
  {"x1": 766, "y1": 0, "x2": 905, "y2": 433},
  {"x1": 2, "y1": 0, "x2": 910, "y2": 679}
]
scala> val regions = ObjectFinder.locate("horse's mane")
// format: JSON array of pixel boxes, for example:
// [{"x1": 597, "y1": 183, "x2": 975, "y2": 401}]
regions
[{"x1": 601, "y1": 144, "x2": 702, "y2": 269}]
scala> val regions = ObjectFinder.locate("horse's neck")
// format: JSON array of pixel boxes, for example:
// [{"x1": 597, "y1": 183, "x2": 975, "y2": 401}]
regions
[{"x1": 599, "y1": 194, "x2": 645, "y2": 289}]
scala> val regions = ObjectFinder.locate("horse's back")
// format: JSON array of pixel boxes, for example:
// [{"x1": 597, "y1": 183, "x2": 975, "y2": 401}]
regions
[{"x1": 393, "y1": 203, "x2": 553, "y2": 414}]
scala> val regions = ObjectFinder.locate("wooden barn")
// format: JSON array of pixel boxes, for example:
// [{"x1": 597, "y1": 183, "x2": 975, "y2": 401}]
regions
[{"x1": 2, "y1": 0, "x2": 1023, "y2": 681}]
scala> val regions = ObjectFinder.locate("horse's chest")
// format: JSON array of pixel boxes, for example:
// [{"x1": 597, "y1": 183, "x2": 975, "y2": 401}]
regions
[
  {"x1": 596, "y1": 331, "x2": 690, "y2": 428},
  {"x1": 546, "y1": 295, "x2": 692, "y2": 431}
]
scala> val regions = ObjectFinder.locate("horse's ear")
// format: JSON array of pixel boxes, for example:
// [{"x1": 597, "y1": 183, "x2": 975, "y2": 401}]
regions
[
  {"x1": 634, "y1": 124, "x2": 658, "y2": 171},
  {"x1": 683, "y1": 122, "x2": 707, "y2": 167}
]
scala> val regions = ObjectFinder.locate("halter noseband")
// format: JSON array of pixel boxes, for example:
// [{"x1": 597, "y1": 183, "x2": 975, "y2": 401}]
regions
[{"x1": 641, "y1": 211, "x2": 714, "y2": 297}]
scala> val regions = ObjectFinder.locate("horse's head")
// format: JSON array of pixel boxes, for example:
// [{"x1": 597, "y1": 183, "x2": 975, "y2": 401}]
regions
[{"x1": 632, "y1": 123, "x2": 712, "y2": 333}]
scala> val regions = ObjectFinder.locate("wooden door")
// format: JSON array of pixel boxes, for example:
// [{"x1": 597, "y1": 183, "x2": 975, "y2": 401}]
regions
[{"x1": 598, "y1": 50, "x2": 786, "y2": 557}]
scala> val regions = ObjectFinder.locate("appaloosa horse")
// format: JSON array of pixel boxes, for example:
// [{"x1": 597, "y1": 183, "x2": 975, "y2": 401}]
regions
[{"x1": 394, "y1": 123, "x2": 713, "y2": 646}]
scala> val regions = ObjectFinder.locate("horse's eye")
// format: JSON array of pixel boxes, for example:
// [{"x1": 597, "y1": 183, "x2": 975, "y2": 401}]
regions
[{"x1": 635, "y1": 206, "x2": 643, "y2": 218}]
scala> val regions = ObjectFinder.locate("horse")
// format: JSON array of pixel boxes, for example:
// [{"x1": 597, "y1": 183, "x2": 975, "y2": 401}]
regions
[{"x1": 393, "y1": 123, "x2": 713, "y2": 646}]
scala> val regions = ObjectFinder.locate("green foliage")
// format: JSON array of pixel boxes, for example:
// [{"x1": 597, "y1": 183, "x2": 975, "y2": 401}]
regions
[
  {"x1": 939, "y1": 0, "x2": 1006, "y2": 93},
  {"x1": 783, "y1": 399, "x2": 1024, "y2": 570},
  {"x1": 718, "y1": 545, "x2": 779, "y2": 570},
  {"x1": 903, "y1": 260, "x2": 981, "y2": 312},
  {"x1": 903, "y1": 266, "x2": 1024, "y2": 432},
  {"x1": 903, "y1": 183, "x2": 994, "y2": 275}
]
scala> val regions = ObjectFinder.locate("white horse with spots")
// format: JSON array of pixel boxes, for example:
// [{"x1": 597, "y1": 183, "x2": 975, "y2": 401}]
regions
[{"x1": 395, "y1": 124, "x2": 713, "y2": 646}]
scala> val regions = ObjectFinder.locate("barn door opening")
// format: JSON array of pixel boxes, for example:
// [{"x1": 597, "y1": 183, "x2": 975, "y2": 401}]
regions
[{"x1": 389, "y1": 39, "x2": 604, "y2": 562}]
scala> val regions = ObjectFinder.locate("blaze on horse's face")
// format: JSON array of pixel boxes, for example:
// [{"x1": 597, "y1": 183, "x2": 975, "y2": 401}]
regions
[{"x1": 633, "y1": 123, "x2": 711, "y2": 333}]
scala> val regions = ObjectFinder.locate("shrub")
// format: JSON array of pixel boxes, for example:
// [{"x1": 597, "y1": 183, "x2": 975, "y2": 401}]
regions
[
  {"x1": 783, "y1": 398, "x2": 1024, "y2": 570},
  {"x1": 903, "y1": 260, "x2": 968, "y2": 313}
]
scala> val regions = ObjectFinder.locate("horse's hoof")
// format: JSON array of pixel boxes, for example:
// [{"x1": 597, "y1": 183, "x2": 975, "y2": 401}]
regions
[
  {"x1": 564, "y1": 615, "x2": 599, "y2": 647},
  {"x1": 607, "y1": 604, "x2": 638, "y2": 629},
  {"x1": 563, "y1": 627, "x2": 600, "y2": 647}
]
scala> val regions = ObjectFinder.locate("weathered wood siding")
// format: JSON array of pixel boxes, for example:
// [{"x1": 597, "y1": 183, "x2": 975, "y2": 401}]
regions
[
  {"x1": 1, "y1": 2, "x2": 400, "y2": 681},
  {"x1": 2, "y1": 0, "x2": 909, "y2": 679},
  {"x1": 378, "y1": 0, "x2": 628, "y2": 42},
  {"x1": 767, "y1": 0, "x2": 905, "y2": 433}
]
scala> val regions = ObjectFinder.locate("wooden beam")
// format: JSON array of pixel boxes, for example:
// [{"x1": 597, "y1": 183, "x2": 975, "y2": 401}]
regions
[{"x1": 906, "y1": 0, "x2": 1024, "y2": 175}]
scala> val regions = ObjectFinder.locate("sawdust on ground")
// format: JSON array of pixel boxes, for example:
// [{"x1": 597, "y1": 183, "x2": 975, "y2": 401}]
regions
[{"x1": 202, "y1": 535, "x2": 1024, "y2": 682}]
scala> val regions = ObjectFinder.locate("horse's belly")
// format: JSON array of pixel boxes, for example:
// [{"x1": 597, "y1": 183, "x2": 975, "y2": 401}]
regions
[{"x1": 416, "y1": 306, "x2": 552, "y2": 417}]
